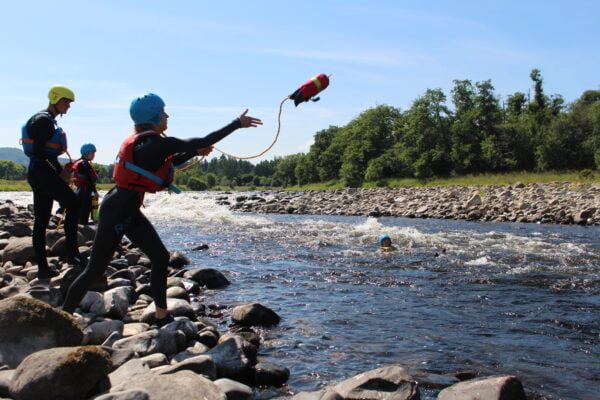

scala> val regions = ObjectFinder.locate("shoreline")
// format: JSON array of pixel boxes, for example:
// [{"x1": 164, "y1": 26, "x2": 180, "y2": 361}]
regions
[
  {"x1": 223, "y1": 182, "x2": 600, "y2": 226},
  {"x1": 0, "y1": 198, "x2": 566, "y2": 399}
]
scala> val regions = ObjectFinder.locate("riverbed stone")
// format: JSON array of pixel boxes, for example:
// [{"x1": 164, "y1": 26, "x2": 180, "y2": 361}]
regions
[
  {"x1": 184, "y1": 268, "x2": 230, "y2": 289},
  {"x1": 140, "y1": 298, "x2": 196, "y2": 323},
  {"x1": 169, "y1": 251, "x2": 190, "y2": 268},
  {"x1": 231, "y1": 303, "x2": 280, "y2": 326},
  {"x1": 214, "y1": 378, "x2": 253, "y2": 400},
  {"x1": 108, "y1": 358, "x2": 152, "y2": 388},
  {"x1": 252, "y1": 362, "x2": 289, "y2": 387},
  {"x1": 94, "y1": 389, "x2": 150, "y2": 400},
  {"x1": 206, "y1": 335, "x2": 254, "y2": 379},
  {"x1": 331, "y1": 365, "x2": 419, "y2": 400},
  {"x1": 112, "y1": 329, "x2": 178, "y2": 357},
  {"x1": 437, "y1": 375, "x2": 526, "y2": 400},
  {"x1": 1, "y1": 237, "x2": 34, "y2": 265},
  {"x1": 158, "y1": 354, "x2": 216, "y2": 380},
  {"x1": 110, "y1": 370, "x2": 226, "y2": 400},
  {"x1": 84, "y1": 319, "x2": 125, "y2": 345},
  {"x1": 0, "y1": 369, "x2": 13, "y2": 398}
]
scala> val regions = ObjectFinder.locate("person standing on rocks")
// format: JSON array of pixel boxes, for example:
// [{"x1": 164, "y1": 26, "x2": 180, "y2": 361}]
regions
[
  {"x1": 72, "y1": 143, "x2": 99, "y2": 225},
  {"x1": 22, "y1": 85, "x2": 85, "y2": 279},
  {"x1": 62, "y1": 93, "x2": 262, "y2": 326}
]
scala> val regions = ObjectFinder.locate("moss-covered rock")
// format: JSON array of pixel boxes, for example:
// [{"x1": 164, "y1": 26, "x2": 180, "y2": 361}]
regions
[
  {"x1": 0, "y1": 295, "x2": 83, "y2": 368},
  {"x1": 9, "y1": 346, "x2": 111, "y2": 400}
]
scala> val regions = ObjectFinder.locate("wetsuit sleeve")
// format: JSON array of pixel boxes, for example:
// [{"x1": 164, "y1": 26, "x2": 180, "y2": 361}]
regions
[
  {"x1": 28, "y1": 114, "x2": 62, "y2": 171},
  {"x1": 134, "y1": 119, "x2": 242, "y2": 170}
]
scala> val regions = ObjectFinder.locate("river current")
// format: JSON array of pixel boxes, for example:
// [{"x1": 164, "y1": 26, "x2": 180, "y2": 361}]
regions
[{"x1": 3, "y1": 191, "x2": 599, "y2": 399}]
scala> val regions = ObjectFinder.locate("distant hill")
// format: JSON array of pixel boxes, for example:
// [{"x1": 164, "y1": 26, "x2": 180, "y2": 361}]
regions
[
  {"x1": 0, "y1": 147, "x2": 71, "y2": 166},
  {"x1": 0, "y1": 147, "x2": 29, "y2": 165}
]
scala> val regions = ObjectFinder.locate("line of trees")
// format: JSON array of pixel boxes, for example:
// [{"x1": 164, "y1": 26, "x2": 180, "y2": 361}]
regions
[
  {"x1": 173, "y1": 69, "x2": 600, "y2": 188},
  {"x1": 4, "y1": 69, "x2": 599, "y2": 189}
]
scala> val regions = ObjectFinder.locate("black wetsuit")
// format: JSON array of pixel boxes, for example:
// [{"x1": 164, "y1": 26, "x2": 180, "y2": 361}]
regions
[
  {"x1": 26, "y1": 111, "x2": 80, "y2": 278},
  {"x1": 74, "y1": 158, "x2": 97, "y2": 224},
  {"x1": 62, "y1": 119, "x2": 241, "y2": 313}
]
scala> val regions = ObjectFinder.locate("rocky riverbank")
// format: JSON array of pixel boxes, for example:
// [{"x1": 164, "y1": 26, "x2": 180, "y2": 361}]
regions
[
  {"x1": 0, "y1": 199, "x2": 547, "y2": 399},
  {"x1": 225, "y1": 182, "x2": 600, "y2": 225}
]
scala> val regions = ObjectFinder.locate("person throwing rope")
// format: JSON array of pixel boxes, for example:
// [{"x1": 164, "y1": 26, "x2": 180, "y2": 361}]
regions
[{"x1": 62, "y1": 93, "x2": 261, "y2": 326}]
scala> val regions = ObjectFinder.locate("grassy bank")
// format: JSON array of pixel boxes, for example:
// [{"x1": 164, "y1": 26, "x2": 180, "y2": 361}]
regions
[
  {"x1": 286, "y1": 170, "x2": 600, "y2": 190},
  {"x1": 0, "y1": 181, "x2": 115, "y2": 191},
  {"x1": 2, "y1": 171, "x2": 599, "y2": 192}
]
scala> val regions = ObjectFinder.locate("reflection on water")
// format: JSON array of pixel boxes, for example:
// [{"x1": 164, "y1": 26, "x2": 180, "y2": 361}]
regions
[{"x1": 4, "y1": 192, "x2": 599, "y2": 399}]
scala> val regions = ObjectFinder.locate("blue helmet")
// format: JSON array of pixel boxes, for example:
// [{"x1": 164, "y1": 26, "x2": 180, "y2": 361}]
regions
[
  {"x1": 80, "y1": 143, "x2": 96, "y2": 156},
  {"x1": 129, "y1": 93, "x2": 165, "y2": 125},
  {"x1": 378, "y1": 234, "x2": 391, "y2": 246}
]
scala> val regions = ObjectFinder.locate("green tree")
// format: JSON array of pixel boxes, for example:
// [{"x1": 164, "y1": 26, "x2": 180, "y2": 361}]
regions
[
  {"x1": 272, "y1": 154, "x2": 301, "y2": 186},
  {"x1": 187, "y1": 177, "x2": 207, "y2": 191},
  {"x1": 400, "y1": 89, "x2": 452, "y2": 179},
  {"x1": 339, "y1": 105, "x2": 402, "y2": 186}
]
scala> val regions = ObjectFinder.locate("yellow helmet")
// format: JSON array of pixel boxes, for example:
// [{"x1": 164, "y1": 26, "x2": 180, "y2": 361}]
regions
[{"x1": 48, "y1": 85, "x2": 75, "y2": 104}]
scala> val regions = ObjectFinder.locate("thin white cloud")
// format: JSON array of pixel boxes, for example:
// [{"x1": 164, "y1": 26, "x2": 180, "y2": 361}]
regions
[
  {"x1": 259, "y1": 47, "x2": 435, "y2": 68},
  {"x1": 454, "y1": 40, "x2": 537, "y2": 63}
]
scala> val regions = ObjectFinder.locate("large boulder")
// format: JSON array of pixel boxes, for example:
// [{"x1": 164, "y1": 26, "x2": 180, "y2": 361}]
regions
[
  {"x1": 331, "y1": 365, "x2": 419, "y2": 400},
  {"x1": 9, "y1": 346, "x2": 111, "y2": 400},
  {"x1": 231, "y1": 303, "x2": 280, "y2": 327},
  {"x1": 1, "y1": 237, "x2": 34, "y2": 265},
  {"x1": 437, "y1": 375, "x2": 526, "y2": 400},
  {"x1": 0, "y1": 296, "x2": 83, "y2": 368},
  {"x1": 109, "y1": 370, "x2": 226, "y2": 400},
  {"x1": 184, "y1": 268, "x2": 230, "y2": 289}
]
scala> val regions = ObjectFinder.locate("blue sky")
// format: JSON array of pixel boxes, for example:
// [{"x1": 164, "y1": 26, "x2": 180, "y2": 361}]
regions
[{"x1": 1, "y1": 1, "x2": 599, "y2": 164}]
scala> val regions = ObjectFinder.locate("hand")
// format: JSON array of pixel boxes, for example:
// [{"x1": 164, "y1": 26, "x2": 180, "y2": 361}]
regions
[
  {"x1": 197, "y1": 146, "x2": 214, "y2": 157},
  {"x1": 59, "y1": 168, "x2": 73, "y2": 183},
  {"x1": 238, "y1": 109, "x2": 262, "y2": 128}
]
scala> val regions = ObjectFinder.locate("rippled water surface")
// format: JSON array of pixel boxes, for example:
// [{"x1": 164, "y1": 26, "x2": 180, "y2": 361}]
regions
[{"x1": 4, "y1": 192, "x2": 599, "y2": 399}]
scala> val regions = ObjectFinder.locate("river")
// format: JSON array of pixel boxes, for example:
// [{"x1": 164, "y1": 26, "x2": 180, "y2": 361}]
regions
[{"x1": 3, "y1": 191, "x2": 599, "y2": 399}]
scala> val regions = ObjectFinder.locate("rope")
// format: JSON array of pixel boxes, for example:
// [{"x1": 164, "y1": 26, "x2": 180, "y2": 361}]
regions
[{"x1": 175, "y1": 96, "x2": 289, "y2": 173}]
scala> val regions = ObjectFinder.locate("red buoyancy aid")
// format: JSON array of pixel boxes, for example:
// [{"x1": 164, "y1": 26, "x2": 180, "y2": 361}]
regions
[
  {"x1": 112, "y1": 131, "x2": 174, "y2": 193},
  {"x1": 73, "y1": 158, "x2": 99, "y2": 188}
]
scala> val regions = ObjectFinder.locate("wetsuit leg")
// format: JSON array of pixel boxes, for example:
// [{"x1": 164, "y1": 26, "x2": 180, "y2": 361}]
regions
[
  {"x1": 125, "y1": 211, "x2": 170, "y2": 309},
  {"x1": 28, "y1": 165, "x2": 80, "y2": 275},
  {"x1": 76, "y1": 187, "x2": 92, "y2": 225},
  {"x1": 28, "y1": 166, "x2": 80, "y2": 258},
  {"x1": 29, "y1": 185, "x2": 53, "y2": 277},
  {"x1": 62, "y1": 188, "x2": 128, "y2": 313}
]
